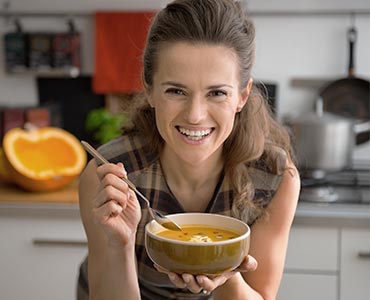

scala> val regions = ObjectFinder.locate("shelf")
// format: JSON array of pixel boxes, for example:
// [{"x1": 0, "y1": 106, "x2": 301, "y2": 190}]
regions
[
  {"x1": 249, "y1": 9, "x2": 370, "y2": 17},
  {"x1": 6, "y1": 66, "x2": 80, "y2": 78},
  {"x1": 290, "y1": 76, "x2": 370, "y2": 89},
  {"x1": 290, "y1": 77, "x2": 335, "y2": 89},
  {"x1": 0, "y1": 9, "x2": 369, "y2": 19}
]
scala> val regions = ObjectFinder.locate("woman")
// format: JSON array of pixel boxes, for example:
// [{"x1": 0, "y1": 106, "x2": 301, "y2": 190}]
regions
[{"x1": 78, "y1": 0, "x2": 300, "y2": 299}]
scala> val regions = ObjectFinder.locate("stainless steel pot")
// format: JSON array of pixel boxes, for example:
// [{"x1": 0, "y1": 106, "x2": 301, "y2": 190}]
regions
[{"x1": 289, "y1": 99, "x2": 370, "y2": 172}]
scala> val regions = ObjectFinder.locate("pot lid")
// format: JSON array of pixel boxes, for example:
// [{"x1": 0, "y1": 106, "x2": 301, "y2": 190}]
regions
[
  {"x1": 296, "y1": 111, "x2": 352, "y2": 125},
  {"x1": 291, "y1": 97, "x2": 353, "y2": 125}
]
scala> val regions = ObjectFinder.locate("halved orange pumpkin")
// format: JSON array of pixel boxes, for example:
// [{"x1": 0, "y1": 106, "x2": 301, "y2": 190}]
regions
[
  {"x1": 0, "y1": 148, "x2": 12, "y2": 183},
  {"x1": 3, "y1": 127, "x2": 87, "y2": 192}
]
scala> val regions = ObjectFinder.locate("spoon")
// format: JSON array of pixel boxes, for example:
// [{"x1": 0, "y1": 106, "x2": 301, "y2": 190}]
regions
[{"x1": 81, "y1": 140, "x2": 182, "y2": 231}]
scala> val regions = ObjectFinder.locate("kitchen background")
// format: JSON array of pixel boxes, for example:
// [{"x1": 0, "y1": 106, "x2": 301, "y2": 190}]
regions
[
  {"x1": 0, "y1": 0, "x2": 369, "y2": 161},
  {"x1": 0, "y1": 1, "x2": 369, "y2": 300}
]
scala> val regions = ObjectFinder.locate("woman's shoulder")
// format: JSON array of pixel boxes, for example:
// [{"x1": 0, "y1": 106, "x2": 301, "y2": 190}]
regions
[
  {"x1": 247, "y1": 159, "x2": 283, "y2": 193},
  {"x1": 97, "y1": 133, "x2": 158, "y2": 174}
]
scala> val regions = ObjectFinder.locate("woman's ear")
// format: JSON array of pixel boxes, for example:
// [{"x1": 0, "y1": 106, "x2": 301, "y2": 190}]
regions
[
  {"x1": 237, "y1": 78, "x2": 253, "y2": 112},
  {"x1": 144, "y1": 85, "x2": 155, "y2": 108}
]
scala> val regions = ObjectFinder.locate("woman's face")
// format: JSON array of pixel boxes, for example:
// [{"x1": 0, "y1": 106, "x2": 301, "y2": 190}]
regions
[{"x1": 146, "y1": 42, "x2": 252, "y2": 165}]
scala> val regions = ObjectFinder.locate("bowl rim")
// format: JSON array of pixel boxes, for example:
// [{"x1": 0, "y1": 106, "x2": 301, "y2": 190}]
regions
[{"x1": 145, "y1": 212, "x2": 250, "y2": 246}]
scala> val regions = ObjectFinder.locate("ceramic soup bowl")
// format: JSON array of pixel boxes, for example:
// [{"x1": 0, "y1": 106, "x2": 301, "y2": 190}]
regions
[{"x1": 145, "y1": 213, "x2": 250, "y2": 275}]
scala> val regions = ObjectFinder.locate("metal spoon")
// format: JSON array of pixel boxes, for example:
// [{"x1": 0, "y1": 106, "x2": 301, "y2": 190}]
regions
[{"x1": 81, "y1": 141, "x2": 182, "y2": 231}]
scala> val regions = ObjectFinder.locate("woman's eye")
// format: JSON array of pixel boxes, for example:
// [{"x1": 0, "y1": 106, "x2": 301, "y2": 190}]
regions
[
  {"x1": 165, "y1": 88, "x2": 185, "y2": 96},
  {"x1": 209, "y1": 90, "x2": 227, "y2": 98}
]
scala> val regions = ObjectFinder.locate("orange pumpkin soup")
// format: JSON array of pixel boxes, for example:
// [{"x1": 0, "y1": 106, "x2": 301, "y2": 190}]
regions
[{"x1": 156, "y1": 225, "x2": 239, "y2": 242}]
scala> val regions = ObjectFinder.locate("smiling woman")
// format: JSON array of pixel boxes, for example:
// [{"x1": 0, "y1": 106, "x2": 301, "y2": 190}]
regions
[
  {"x1": 77, "y1": 1, "x2": 300, "y2": 300},
  {"x1": 146, "y1": 42, "x2": 249, "y2": 165}
]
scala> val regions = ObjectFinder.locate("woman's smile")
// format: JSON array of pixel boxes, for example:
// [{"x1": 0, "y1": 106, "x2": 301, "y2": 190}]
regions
[{"x1": 176, "y1": 126, "x2": 213, "y2": 142}]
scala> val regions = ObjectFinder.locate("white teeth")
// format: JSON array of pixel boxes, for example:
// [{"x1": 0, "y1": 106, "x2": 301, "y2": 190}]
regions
[{"x1": 178, "y1": 127, "x2": 211, "y2": 140}]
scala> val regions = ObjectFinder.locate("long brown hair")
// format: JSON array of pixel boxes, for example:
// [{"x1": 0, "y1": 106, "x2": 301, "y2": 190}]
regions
[{"x1": 125, "y1": 0, "x2": 294, "y2": 221}]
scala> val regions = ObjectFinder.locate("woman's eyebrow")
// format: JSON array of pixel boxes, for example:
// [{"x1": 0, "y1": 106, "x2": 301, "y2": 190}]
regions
[
  {"x1": 207, "y1": 84, "x2": 233, "y2": 89},
  {"x1": 161, "y1": 82, "x2": 233, "y2": 89},
  {"x1": 161, "y1": 81, "x2": 187, "y2": 88}
]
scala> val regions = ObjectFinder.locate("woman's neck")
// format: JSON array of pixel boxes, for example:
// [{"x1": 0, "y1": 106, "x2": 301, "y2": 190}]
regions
[{"x1": 160, "y1": 146, "x2": 224, "y2": 212}]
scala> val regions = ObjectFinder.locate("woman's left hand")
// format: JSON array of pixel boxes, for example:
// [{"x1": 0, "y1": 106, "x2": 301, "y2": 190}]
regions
[{"x1": 154, "y1": 255, "x2": 257, "y2": 294}]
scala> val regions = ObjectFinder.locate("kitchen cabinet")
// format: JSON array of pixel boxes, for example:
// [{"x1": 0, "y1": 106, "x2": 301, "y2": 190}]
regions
[
  {"x1": 277, "y1": 226, "x2": 339, "y2": 300},
  {"x1": 340, "y1": 228, "x2": 370, "y2": 300},
  {"x1": 278, "y1": 273, "x2": 337, "y2": 300},
  {"x1": 278, "y1": 219, "x2": 370, "y2": 300},
  {"x1": 1, "y1": 191, "x2": 369, "y2": 300},
  {"x1": 0, "y1": 204, "x2": 87, "y2": 300}
]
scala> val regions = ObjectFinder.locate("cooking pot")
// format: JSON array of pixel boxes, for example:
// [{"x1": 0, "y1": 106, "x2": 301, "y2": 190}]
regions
[
  {"x1": 320, "y1": 26, "x2": 370, "y2": 145},
  {"x1": 289, "y1": 99, "x2": 370, "y2": 172}
]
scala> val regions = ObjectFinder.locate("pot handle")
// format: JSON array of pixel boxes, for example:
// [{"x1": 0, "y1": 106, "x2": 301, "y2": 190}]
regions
[
  {"x1": 354, "y1": 121, "x2": 370, "y2": 134},
  {"x1": 348, "y1": 26, "x2": 357, "y2": 77},
  {"x1": 315, "y1": 97, "x2": 324, "y2": 117}
]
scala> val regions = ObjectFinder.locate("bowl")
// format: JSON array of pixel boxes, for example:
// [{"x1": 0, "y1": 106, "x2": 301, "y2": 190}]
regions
[{"x1": 145, "y1": 213, "x2": 250, "y2": 275}]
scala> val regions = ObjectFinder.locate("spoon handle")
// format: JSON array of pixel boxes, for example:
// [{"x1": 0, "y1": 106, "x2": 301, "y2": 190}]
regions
[{"x1": 81, "y1": 140, "x2": 151, "y2": 207}]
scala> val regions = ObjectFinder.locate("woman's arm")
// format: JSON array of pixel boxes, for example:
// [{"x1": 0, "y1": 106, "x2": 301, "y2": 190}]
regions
[
  {"x1": 211, "y1": 161, "x2": 300, "y2": 300},
  {"x1": 79, "y1": 160, "x2": 142, "y2": 300}
]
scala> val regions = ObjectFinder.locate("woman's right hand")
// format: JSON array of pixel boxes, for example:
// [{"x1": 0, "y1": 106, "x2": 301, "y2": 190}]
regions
[{"x1": 92, "y1": 162, "x2": 142, "y2": 248}]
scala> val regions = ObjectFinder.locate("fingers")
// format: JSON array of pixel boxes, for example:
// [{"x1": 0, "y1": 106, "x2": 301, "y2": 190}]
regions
[
  {"x1": 96, "y1": 161, "x2": 127, "y2": 181},
  {"x1": 92, "y1": 162, "x2": 135, "y2": 222},
  {"x1": 154, "y1": 264, "x2": 187, "y2": 289},
  {"x1": 94, "y1": 181, "x2": 130, "y2": 208},
  {"x1": 154, "y1": 264, "x2": 207, "y2": 294},
  {"x1": 154, "y1": 262, "x2": 230, "y2": 294},
  {"x1": 189, "y1": 255, "x2": 258, "y2": 292},
  {"x1": 93, "y1": 199, "x2": 124, "y2": 224},
  {"x1": 195, "y1": 274, "x2": 230, "y2": 292},
  {"x1": 95, "y1": 163, "x2": 130, "y2": 205},
  {"x1": 169, "y1": 273, "x2": 187, "y2": 289},
  {"x1": 236, "y1": 255, "x2": 258, "y2": 272},
  {"x1": 182, "y1": 274, "x2": 203, "y2": 293},
  {"x1": 154, "y1": 256, "x2": 258, "y2": 294}
]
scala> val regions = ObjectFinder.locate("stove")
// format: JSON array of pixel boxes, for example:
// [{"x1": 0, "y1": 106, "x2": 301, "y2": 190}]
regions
[{"x1": 299, "y1": 166, "x2": 370, "y2": 204}]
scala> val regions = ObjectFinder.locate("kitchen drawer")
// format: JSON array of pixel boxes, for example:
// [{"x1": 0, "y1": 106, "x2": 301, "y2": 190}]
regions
[
  {"x1": 284, "y1": 225, "x2": 339, "y2": 271},
  {"x1": 278, "y1": 273, "x2": 337, "y2": 300}
]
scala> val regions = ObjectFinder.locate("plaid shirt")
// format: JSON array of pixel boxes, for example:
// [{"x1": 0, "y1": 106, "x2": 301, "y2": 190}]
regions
[{"x1": 78, "y1": 134, "x2": 282, "y2": 300}]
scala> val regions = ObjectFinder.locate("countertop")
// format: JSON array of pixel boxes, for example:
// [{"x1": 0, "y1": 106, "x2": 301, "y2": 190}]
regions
[
  {"x1": 0, "y1": 182, "x2": 369, "y2": 227},
  {"x1": 293, "y1": 201, "x2": 370, "y2": 227},
  {"x1": 0, "y1": 181, "x2": 79, "y2": 218},
  {"x1": 0, "y1": 181, "x2": 78, "y2": 204}
]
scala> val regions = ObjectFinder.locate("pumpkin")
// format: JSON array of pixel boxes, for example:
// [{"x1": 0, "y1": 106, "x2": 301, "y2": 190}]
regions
[
  {"x1": 0, "y1": 148, "x2": 12, "y2": 183},
  {"x1": 2, "y1": 126, "x2": 87, "y2": 192}
]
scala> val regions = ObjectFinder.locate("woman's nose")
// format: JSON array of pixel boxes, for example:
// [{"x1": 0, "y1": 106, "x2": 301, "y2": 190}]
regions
[{"x1": 183, "y1": 96, "x2": 207, "y2": 124}]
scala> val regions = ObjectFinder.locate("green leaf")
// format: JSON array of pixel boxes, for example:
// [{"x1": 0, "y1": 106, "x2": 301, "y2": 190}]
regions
[{"x1": 85, "y1": 108, "x2": 127, "y2": 144}]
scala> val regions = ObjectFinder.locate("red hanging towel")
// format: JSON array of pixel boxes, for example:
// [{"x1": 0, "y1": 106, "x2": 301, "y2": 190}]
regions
[{"x1": 93, "y1": 12, "x2": 155, "y2": 94}]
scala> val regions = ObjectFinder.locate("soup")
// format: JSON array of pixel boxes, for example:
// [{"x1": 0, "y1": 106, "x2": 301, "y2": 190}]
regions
[{"x1": 156, "y1": 225, "x2": 239, "y2": 242}]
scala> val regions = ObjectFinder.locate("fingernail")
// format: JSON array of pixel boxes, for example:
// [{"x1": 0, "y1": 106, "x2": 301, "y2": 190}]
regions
[
  {"x1": 183, "y1": 275, "x2": 190, "y2": 283},
  {"x1": 197, "y1": 277, "x2": 203, "y2": 284},
  {"x1": 117, "y1": 163, "x2": 127, "y2": 176},
  {"x1": 247, "y1": 258, "x2": 257, "y2": 269}
]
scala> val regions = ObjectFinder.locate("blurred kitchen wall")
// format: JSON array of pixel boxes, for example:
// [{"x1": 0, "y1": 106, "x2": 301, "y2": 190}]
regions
[{"x1": 0, "y1": 0, "x2": 369, "y2": 158}]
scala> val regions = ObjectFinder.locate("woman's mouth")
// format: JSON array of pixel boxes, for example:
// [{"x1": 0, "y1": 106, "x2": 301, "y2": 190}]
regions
[{"x1": 177, "y1": 126, "x2": 212, "y2": 141}]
